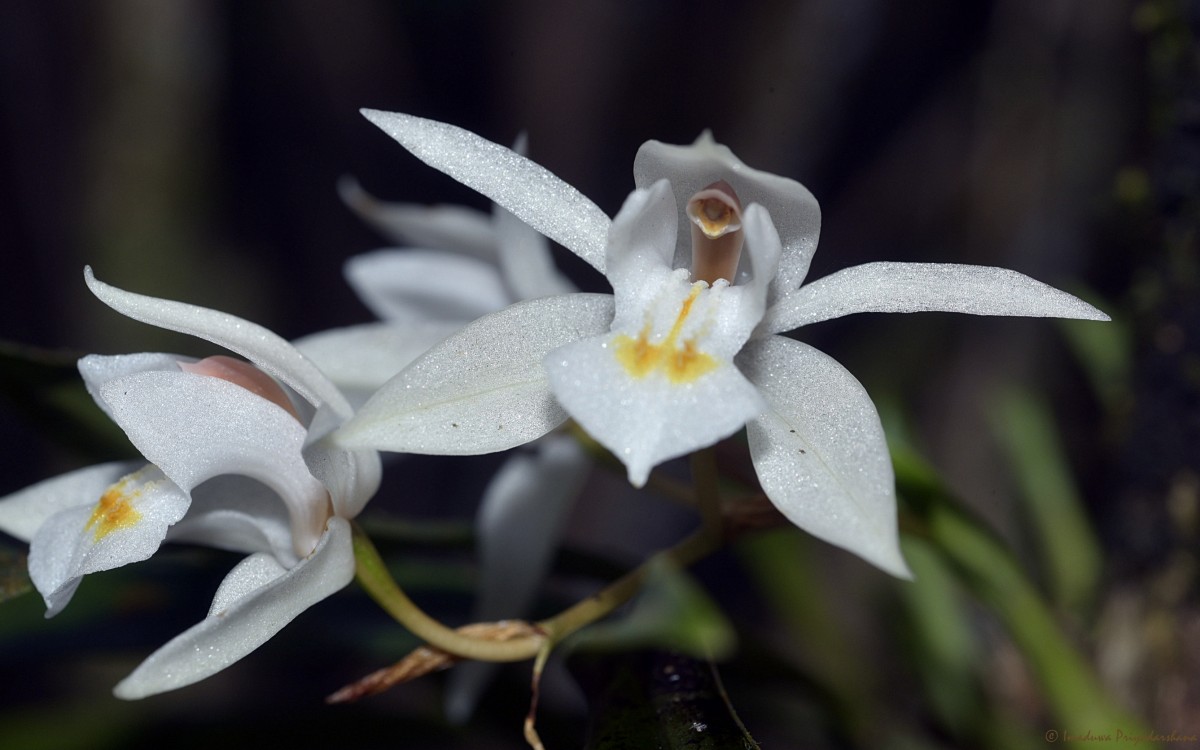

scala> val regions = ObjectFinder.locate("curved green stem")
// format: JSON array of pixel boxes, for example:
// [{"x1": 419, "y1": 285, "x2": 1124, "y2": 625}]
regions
[
  {"x1": 356, "y1": 520, "x2": 723, "y2": 661},
  {"x1": 352, "y1": 522, "x2": 544, "y2": 662}
]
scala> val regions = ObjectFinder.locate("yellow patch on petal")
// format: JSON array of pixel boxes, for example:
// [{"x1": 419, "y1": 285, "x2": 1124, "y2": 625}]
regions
[
  {"x1": 614, "y1": 283, "x2": 718, "y2": 384},
  {"x1": 85, "y1": 479, "x2": 143, "y2": 541}
]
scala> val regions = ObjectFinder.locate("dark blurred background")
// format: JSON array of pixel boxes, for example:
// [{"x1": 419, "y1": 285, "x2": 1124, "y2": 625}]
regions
[{"x1": 0, "y1": 1, "x2": 1195, "y2": 748}]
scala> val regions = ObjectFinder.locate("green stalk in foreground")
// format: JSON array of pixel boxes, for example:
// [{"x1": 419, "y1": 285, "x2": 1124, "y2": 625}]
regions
[{"x1": 894, "y1": 447, "x2": 1149, "y2": 737}]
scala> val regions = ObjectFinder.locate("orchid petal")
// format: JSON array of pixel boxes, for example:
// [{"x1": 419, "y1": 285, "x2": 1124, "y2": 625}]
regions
[
  {"x1": 0, "y1": 461, "x2": 140, "y2": 542},
  {"x1": 28, "y1": 465, "x2": 191, "y2": 616},
  {"x1": 336, "y1": 293, "x2": 615, "y2": 455},
  {"x1": 739, "y1": 336, "x2": 911, "y2": 578},
  {"x1": 303, "y1": 404, "x2": 382, "y2": 520},
  {"x1": 293, "y1": 320, "x2": 461, "y2": 407},
  {"x1": 445, "y1": 435, "x2": 590, "y2": 721},
  {"x1": 113, "y1": 517, "x2": 355, "y2": 699},
  {"x1": 361, "y1": 109, "x2": 611, "y2": 274},
  {"x1": 764, "y1": 262, "x2": 1111, "y2": 334},
  {"x1": 84, "y1": 268, "x2": 351, "y2": 417},
  {"x1": 99, "y1": 370, "x2": 329, "y2": 556},
  {"x1": 475, "y1": 435, "x2": 590, "y2": 619},
  {"x1": 338, "y1": 176, "x2": 498, "y2": 260},
  {"x1": 345, "y1": 250, "x2": 511, "y2": 323},
  {"x1": 604, "y1": 181, "x2": 678, "y2": 312},
  {"x1": 207, "y1": 552, "x2": 288, "y2": 616},
  {"x1": 78, "y1": 353, "x2": 188, "y2": 418},
  {"x1": 492, "y1": 204, "x2": 575, "y2": 300},
  {"x1": 634, "y1": 132, "x2": 820, "y2": 293},
  {"x1": 167, "y1": 475, "x2": 297, "y2": 565},
  {"x1": 546, "y1": 332, "x2": 764, "y2": 486}
]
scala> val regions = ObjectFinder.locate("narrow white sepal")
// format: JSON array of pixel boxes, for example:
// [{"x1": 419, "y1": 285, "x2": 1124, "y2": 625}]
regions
[
  {"x1": 113, "y1": 516, "x2": 355, "y2": 700},
  {"x1": 739, "y1": 336, "x2": 912, "y2": 579},
  {"x1": 344, "y1": 250, "x2": 512, "y2": 323},
  {"x1": 764, "y1": 262, "x2": 1111, "y2": 334},
  {"x1": 292, "y1": 320, "x2": 462, "y2": 408},
  {"x1": 360, "y1": 109, "x2": 611, "y2": 274},
  {"x1": 336, "y1": 294, "x2": 615, "y2": 455},
  {"x1": 337, "y1": 176, "x2": 498, "y2": 259},
  {"x1": 84, "y1": 267, "x2": 352, "y2": 417}
]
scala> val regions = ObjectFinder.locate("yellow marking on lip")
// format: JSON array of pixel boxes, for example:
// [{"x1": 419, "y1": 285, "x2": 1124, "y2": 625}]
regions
[
  {"x1": 85, "y1": 480, "x2": 143, "y2": 541},
  {"x1": 614, "y1": 284, "x2": 717, "y2": 384}
]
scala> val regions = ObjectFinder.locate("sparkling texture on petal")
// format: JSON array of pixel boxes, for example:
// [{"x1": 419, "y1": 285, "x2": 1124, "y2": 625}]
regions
[
  {"x1": 764, "y1": 261, "x2": 1111, "y2": 333},
  {"x1": 739, "y1": 336, "x2": 911, "y2": 578},
  {"x1": 548, "y1": 333, "x2": 764, "y2": 486},
  {"x1": 361, "y1": 109, "x2": 611, "y2": 273},
  {"x1": 345, "y1": 250, "x2": 512, "y2": 323},
  {"x1": 28, "y1": 465, "x2": 191, "y2": 615},
  {"x1": 207, "y1": 552, "x2": 288, "y2": 616},
  {"x1": 0, "y1": 461, "x2": 141, "y2": 542},
  {"x1": 336, "y1": 294, "x2": 615, "y2": 455},
  {"x1": 113, "y1": 516, "x2": 355, "y2": 699},
  {"x1": 99, "y1": 370, "x2": 330, "y2": 556},
  {"x1": 84, "y1": 268, "x2": 351, "y2": 417},
  {"x1": 634, "y1": 132, "x2": 820, "y2": 296},
  {"x1": 78, "y1": 353, "x2": 189, "y2": 419}
]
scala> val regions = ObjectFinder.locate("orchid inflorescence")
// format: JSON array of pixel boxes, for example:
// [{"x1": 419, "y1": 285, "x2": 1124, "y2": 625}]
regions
[{"x1": 0, "y1": 110, "x2": 1107, "y2": 732}]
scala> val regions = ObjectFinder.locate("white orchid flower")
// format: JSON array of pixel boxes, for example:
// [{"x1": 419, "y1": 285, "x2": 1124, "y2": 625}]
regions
[
  {"x1": 0, "y1": 268, "x2": 381, "y2": 698},
  {"x1": 336, "y1": 111, "x2": 1109, "y2": 579}
]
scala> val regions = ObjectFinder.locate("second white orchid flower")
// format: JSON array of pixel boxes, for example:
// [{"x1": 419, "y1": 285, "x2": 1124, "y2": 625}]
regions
[{"x1": 0, "y1": 269, "x2": 381, "y2": 698}]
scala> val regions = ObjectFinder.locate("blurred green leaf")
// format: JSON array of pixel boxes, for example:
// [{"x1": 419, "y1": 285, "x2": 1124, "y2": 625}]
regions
[
  {"x1": 893, "y1": 448, "x2": 1148, "y2": 736},
  {"x1": 0, "y1": 546, "x2": 33, "y2": 603},
  {"x1": 898, "y1": 536, "x2": 982, "y2": 738},
  {"x1": 569, "y1": 558, "x2": 736, "y2": 661},
  {"x1": 0, "y1": 340, "x2": 133, "y2": 461},
  {"x1": 0, "y1": 703, "x2": 137, "y2": 750},
  {"x1": 571, "y1": 649, "x2": 759, "y2": 750},
  {"x1": 735, "y1": 528, "x2": 873, "y2": 738},
  {"x1": 989, "y1": 388, "x2": 1102, "y2": 613}
]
